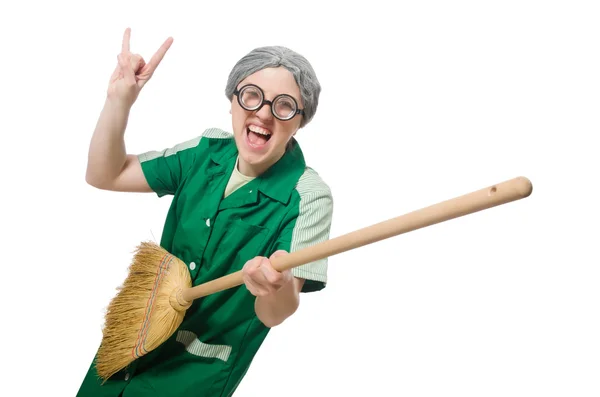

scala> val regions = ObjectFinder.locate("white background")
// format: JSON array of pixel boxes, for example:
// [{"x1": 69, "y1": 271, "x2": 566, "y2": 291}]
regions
[{"x1": 1, "y1": 0, "x2": 598, "y2": 396}]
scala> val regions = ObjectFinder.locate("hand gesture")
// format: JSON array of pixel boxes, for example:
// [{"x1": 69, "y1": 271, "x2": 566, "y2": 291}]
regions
[
  {"x1": 107, "y1": 28, "x2": 173, "y2": 107},
  {"x1": 242, "y1": 250, "x2": 293, "y2": 297}
]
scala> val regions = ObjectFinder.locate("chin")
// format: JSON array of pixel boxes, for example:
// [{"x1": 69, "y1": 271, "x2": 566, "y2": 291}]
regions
[{"x1": 239, "y1": 150, "x2": 266, "y2": 166}]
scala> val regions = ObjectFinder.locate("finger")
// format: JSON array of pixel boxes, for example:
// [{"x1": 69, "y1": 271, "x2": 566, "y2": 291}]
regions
[
  {"x1": 267, "y1": 250, "x2": 288, "y2": 274},
  {"x1": 246, "y1": 257, "x2": 277, "y2": 291},
  {"x1": 142, "y1": 37, "x2": 174, "y2": 77},
  {"x1": 243, "y1": 257, "x2": 264, "y2": 282},
  {"x1": 130, "y1": 54, "x2": 146, "y2": 74},
  {"x1": 117, "y1": 53, "x2": 136, "y2": 86},
  {"x1": 259, "y1": 259, "x2": 283, "y2": 286},
  {"x1": 256, "y1": 258, "x2": 286, "y2": 293},
  {"x1": 252, "y1": 259, "x2": 273, "y2": 286},
  {"x1": 243, "y1": 273, "x2": 268, "y2": 297},
  {"x1": 108, "y1": 63, "x2": 121, "y2": 83},
  {"x1": 243, "y1": 256, "x2": 262, "y2": 272},
  {"x1": 121, "y1": 27, "x2": 131, "y2": 54},
  {"x1": 269, "y1": 250, "x2": 288, "y2": 261}
]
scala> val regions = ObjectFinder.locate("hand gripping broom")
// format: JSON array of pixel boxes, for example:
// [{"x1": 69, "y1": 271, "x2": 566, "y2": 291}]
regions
[{"x1": 95, "y1": 176, "x2": 533, "y2": 380}]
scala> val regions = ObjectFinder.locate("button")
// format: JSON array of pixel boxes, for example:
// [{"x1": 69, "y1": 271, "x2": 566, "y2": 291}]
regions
[
  {"x1": 189, "y1": 262, "x2": 196, "y2": 270},
  {"x1": 206, "y1": 218, "x2": 211, "y2": 227},
  {"x1": 124, "y1": 373, "x2": 130, "y2": 381},
  {"x1": 249, "y1": 190, "x2": 252, "y2": 193}
]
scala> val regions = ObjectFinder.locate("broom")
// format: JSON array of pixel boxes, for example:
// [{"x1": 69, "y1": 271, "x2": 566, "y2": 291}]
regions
[{"x1": 96, "y1": 176, "x2": 533, "y2": 380}]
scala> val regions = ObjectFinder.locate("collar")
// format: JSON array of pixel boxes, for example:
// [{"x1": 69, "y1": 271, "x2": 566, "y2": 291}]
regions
[
  {"x1": 256, "y1": 138, "x2": 306, "y2": 204},
  {"x1": 208, "y1": 137, "x2": 306, "y2": 205}
]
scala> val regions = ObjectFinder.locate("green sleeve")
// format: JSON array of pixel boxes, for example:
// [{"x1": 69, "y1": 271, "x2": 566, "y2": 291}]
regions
[{"x1": 137, "y1": 136, "x2": 202, "y2": 197}]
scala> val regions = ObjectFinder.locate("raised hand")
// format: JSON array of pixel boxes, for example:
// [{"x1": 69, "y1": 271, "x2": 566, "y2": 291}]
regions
[{"x1": 107, "y1": 28, "x2": 173, "y2": 107}]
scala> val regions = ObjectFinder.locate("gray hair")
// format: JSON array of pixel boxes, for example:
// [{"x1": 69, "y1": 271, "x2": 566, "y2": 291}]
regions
[{"x1": 225, "y1": 46, "x2": 321, "y2": 128}]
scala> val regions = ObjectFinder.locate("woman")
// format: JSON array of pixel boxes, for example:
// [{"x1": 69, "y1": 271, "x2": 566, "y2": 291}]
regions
[{"x1": 77, "y1": 28, "x2": 333, "y2": 396}]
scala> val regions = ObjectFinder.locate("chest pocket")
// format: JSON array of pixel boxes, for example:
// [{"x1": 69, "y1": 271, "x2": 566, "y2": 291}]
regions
[{"x1": 197, "y1": 214, "x2": 270, "y2": 284}]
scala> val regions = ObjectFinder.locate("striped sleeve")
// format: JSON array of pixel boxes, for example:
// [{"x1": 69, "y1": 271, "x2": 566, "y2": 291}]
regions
[{"x1": 276, "y1": 168, "x2": 334, "y2": 292}]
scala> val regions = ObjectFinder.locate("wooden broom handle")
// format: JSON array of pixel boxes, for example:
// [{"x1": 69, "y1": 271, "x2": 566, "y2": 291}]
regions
[{"x1": 182, "y1": 176, "x2": 532, "y2": 302}]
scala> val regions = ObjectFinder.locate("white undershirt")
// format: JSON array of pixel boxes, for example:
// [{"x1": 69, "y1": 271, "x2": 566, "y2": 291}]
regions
[{"x1": 224, "y1": 156, "x2": 256, "y2": 198}]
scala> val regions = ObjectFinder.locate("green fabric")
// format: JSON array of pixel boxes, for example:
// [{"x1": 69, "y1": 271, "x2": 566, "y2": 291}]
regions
[{"x1": 77, "y1": 128, "x2": 333, "y2": 397}]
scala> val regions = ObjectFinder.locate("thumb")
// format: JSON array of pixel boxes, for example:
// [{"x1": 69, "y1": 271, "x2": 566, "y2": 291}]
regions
[
  {"x1": 269, "y1": 250, "x2": 288, "y2": 270},
  {"x1": 269, "y1": 250, "x2": 288, "y2": 260}
]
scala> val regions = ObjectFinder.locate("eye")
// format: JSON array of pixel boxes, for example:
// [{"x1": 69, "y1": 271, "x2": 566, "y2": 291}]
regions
[
  {"x1": 275, "y1": 97, "x2": 295, "y2": 116},
  {"x1": 241, "y1": 87, "x2": 262, "y2": 107}
]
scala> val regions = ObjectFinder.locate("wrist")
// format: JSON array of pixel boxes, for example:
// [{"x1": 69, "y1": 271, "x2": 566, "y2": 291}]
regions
[
  {"x1": 104, "y1": 95, "x2": 134, "y2": 114},
  {"x1": 254, "y1": 277, "x2": 302, "y2": 328}
]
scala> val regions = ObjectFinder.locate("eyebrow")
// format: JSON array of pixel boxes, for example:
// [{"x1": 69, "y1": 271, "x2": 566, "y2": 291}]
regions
[{"x1": 241, "y1": 83, "x2": 301, "y2": 103}]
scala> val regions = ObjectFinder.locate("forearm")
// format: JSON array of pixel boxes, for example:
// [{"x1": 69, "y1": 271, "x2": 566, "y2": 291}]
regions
[
  {"x1": 85, "y1": 98, "x2": 132, "y2": 188},
  {"x1": 255, "y1": 278, "x2": 304, "y2": 328}
]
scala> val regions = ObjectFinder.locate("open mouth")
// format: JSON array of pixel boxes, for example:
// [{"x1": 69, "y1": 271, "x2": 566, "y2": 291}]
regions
[{"x1": 247, "y1": 124, "x2": 272, "y2": 146}]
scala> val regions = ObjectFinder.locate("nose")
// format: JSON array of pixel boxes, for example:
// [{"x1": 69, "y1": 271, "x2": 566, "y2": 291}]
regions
[{"x1": 255, "y1": 101, "x2": 274, "y2": 122}]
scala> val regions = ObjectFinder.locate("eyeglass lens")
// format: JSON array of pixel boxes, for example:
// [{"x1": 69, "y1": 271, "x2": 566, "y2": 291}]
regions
[{"x1": 239, "y1": 85, "x2": 297, "y2": 120}]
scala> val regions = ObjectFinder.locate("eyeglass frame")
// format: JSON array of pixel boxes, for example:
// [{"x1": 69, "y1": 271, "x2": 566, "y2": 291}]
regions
[{"x1": 233, "y1": 84, "x2": 305, "y2": 121}]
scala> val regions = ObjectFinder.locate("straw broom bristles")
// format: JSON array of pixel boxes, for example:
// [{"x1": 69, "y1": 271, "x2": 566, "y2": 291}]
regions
[{"x1": 95, "y1": 241, "x2": 192, "y2": 381}]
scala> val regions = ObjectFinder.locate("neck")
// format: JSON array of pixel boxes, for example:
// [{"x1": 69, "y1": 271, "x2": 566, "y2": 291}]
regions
[
  {"x1": 238, "y1": 140, "x2": 294, "y2": 177},
  {"x1": 238, "y1": 156, "x2": 278, "y2": 178}
]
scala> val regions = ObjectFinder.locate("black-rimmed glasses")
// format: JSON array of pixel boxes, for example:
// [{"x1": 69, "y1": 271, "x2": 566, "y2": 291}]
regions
[{"x1": 233, "y1": 84, "x2": 304, "y2": 121}]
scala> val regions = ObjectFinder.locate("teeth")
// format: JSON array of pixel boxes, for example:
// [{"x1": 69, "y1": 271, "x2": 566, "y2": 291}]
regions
[{"x1": 248, "y1": 125, "x2": 271, "y2": 136}]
